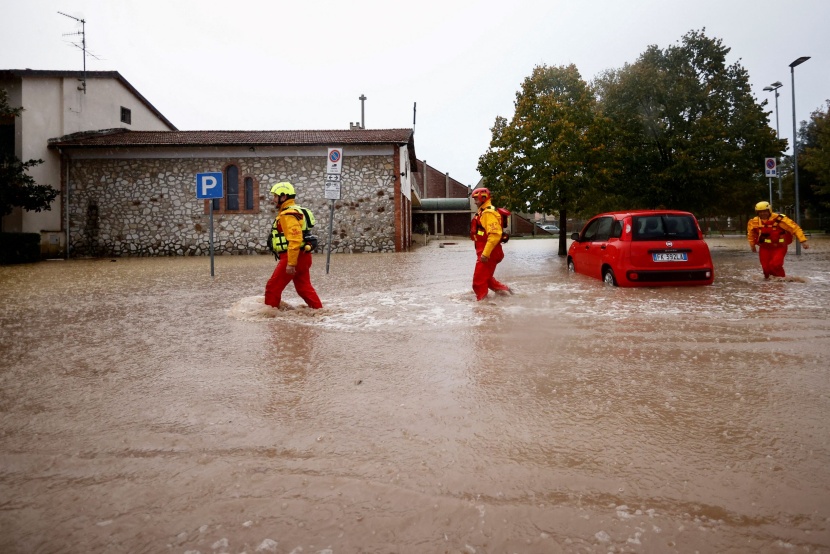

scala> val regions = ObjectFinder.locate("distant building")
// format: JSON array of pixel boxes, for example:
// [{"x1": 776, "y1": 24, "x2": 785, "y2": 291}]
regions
[{"x1": 411, "y1": 160, "x2": 472, "y2": 237}]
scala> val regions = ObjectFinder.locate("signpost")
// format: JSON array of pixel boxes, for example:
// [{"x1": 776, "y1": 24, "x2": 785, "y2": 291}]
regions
[
  {"x1": 325, "y1": 148, "x2": 343, "y2": 274},
  {"x1": 765, "y1": 158, "x2": 777, "y2": 205},
  {"x1": 196, "y1": 172, "x2": 223, "y2": 277}
]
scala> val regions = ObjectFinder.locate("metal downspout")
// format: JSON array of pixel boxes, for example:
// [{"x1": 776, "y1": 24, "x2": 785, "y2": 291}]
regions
[{"x1": 58, "y1": 147, "x2": 69, "y2": 258}]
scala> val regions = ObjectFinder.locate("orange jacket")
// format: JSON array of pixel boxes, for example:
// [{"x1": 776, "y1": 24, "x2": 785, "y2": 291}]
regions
[
  {"x1": 471, "y1": 200, "x2": 503, "y2": 258},
  {"x1": 747, "y1": 212, "x2": 807, "y2": 248},
  {"x1": 277, "y1": 199, "x2": 305, "y2": 266}
]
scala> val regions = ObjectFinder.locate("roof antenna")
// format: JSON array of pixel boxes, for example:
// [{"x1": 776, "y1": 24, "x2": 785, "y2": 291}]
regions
[
  {"x1": 413, "y1": 102, "x2": 417, "y2": 133},
  {"x1": 58, "y1": 11, "x2": 98, "y2": 94}
]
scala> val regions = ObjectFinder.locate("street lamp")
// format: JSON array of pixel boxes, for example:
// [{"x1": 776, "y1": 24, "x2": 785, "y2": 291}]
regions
[
  {"x1": 790, "y1": 56, "x2": 810, "y2": 256},
  {"x1": 763, "y1": 81, "x2": 783, "y2": 202}
]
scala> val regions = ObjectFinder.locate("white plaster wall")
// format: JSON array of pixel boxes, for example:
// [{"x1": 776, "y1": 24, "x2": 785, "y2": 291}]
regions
[
  {"x1": 18, "y1": 78, "x2": 64, "y2": 233},
  {"x1": 4, "y1": 75, "x2": 174, "y2": 236},
  {"x1": 59, "y1": 77, "x2": 172, "y2": 135}
]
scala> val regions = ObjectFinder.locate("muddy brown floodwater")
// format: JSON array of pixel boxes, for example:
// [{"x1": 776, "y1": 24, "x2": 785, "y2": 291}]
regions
[{"x1": 1, "y1": 236, "x2": 829, "y2": 554}]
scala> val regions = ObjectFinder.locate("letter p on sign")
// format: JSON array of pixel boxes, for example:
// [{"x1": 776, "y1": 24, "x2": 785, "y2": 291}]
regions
[{"x1": 196, "y1": 172, "x2": 224, "y2": 199}]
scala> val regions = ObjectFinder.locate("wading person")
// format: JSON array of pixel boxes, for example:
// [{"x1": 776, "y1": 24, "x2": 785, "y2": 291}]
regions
[
  {"x1": 265, "y1": 182, "x2": 323, "y2": 309},
  {"x1": 470, "y1": 187, "x2": 512, "y2": 300},
  {"x1": 747, "y1": 201, "x2": 809, "y2": 279}
]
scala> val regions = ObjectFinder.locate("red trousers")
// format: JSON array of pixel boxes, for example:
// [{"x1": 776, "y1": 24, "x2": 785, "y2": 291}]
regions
[
  {"x1": 758, "y1": 245, "x2": 788, "y2": 278},
  {"x1": 472, "y1": 243, "x2": 509, "y2": 300},
  {"x1": 265, "y1": 252, "x2": 323, "y2": 309}
]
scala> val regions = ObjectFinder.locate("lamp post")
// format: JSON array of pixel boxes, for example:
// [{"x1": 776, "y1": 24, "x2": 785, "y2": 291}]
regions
[
  {"x1": 763, "y1": 81, "x2": 783, "y2": 202},
  {"x1": 790, "y1": 56, "x2": 810, "y2": 256}
]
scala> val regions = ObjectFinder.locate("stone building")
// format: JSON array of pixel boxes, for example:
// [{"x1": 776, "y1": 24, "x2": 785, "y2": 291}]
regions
[{"x1": 48, "y1": 128, "x2": 417, "y2": 257}]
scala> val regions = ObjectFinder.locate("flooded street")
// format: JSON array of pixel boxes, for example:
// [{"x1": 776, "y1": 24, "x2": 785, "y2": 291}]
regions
[{"x1": 1, "y1": 236, "x2": 829, "y2": 553}]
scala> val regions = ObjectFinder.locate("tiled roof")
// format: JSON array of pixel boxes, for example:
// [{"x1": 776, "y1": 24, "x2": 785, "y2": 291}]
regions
[{"x1": 48, "y1": 128, "x2": 414, "y2": 148}]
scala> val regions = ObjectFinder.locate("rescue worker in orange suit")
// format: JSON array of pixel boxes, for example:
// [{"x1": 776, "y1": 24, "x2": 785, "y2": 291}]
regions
[
  {"x1": 470, "y1": 187, "x2": 512, "y2": 300},
  {"x1": 264, "y1": 182, "x2": 323, "y2": 309},
  {"x1": 747, "y1": 201, "x2": 809, "y2": 279}
]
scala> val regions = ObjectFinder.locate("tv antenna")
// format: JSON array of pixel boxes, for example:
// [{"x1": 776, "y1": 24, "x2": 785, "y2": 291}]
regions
[{"x1": 58, "y1": 11, "x2": 100, "y2": 94}]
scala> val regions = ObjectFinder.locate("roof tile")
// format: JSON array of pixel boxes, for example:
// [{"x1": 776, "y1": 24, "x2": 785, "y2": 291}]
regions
[{"x1": 49, "y1": 128, "x2": 414, "y2": 147}]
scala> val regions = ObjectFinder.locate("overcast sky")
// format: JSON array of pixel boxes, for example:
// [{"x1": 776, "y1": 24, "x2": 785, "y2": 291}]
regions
[{"x1": 2, "y1": 0, "x2": 828, "y2": 187}]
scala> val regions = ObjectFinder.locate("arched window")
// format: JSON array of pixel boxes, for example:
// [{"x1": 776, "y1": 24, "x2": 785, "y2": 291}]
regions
[
  {"x1": 207, "y1": 163, "x2": 259, "y2": 214},
  {"x1": 245, "y1": 177, "x2": 254, "y2": 210}
]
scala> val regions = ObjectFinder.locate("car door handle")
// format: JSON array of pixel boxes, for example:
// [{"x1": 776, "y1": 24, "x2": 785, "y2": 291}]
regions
[{"x1": 601, "y1": 245, "x2": 607, "y2": 250}]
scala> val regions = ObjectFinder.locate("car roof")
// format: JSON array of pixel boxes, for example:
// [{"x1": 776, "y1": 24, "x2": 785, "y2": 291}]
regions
[{"x1": 589, "y1": 209, "x2": 696, "y2": 219}]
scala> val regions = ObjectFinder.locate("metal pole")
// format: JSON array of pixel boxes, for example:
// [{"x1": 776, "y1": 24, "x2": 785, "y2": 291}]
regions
[
  {"x1": 768, "y1": 177, "x2": 772, "y2": 204},
  {"x1": 209, "y1": 202, "x2": 215, "y2": 276},
  {"x1": 774, "y1": 89, "x2": 783, "y2": 200},
  {"x1": 325, "y1": 199, "x2": 335, "y2": 274},
  {"x1": 81, "y1": 18, "x2": 86, "y2": 94},
  {"x1": 790, "y1": 56, "x2": 810, "y2": 256},
  {"x1": 359, "y1": 94, "x2": 367, "y2": 129},
  {"x1": 764, "y1": 82, "x2": 784, "y2": 201}
]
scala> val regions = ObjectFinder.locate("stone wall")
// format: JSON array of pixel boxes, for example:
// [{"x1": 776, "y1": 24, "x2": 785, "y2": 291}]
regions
[{"x1": 66, "y1": 155, "x2": 398, "y2": 257}]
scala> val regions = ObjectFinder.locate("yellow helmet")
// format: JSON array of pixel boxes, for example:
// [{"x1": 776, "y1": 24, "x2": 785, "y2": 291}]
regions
[
  {"x1": 755, "y1": 201, "x2": 772, "y2": 212},
  {"x1": 270, "y1": 181, "x2": 295, "y2": 196}
]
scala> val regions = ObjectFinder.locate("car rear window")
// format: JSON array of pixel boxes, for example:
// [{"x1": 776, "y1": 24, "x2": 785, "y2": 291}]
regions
[{"x1": 632, "y1": 215, "x2": 698, "y2": 240}]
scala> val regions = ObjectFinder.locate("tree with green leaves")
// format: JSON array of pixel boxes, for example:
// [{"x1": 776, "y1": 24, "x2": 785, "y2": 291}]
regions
[
  {"x1": 800, "y1": 101, "x2": 830, "y2": 212},
  {"x1": 477, "y1": 64, "x2": 611, "y2": 255},
  {"x1": 1, "y1": 88, "x2": 58, "y2": 220},
  {"x1": 593, "y1": 29, "x2": 785, "y2": 216}
]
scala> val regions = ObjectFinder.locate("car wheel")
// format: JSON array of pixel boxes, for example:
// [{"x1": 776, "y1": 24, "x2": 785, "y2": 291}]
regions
[
  {"x1": 567, "y1": 258, "x2": 575, "y2": 273},
  {"x1": 602, "y1": 267, "x2": 617, "y2": 286}
]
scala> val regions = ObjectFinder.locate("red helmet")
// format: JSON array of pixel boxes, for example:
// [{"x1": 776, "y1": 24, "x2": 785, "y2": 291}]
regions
[{"x1": 471, "y1": 187, "x2": 491, "y2": 202}]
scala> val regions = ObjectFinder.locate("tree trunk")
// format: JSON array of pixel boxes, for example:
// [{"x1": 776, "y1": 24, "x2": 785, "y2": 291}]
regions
[{"x1": 558, "y1": 209, "x2": 568, "y2": 256}]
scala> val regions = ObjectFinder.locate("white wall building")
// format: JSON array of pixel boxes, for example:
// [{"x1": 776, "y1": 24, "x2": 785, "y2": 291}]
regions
[{"x1": 0, "y1": 70, "x2": 176, "y2": 255}]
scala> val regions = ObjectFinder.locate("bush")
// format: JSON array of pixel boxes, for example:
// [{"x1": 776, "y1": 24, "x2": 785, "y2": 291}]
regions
[{"x1": 0, "y1": 232, "x2": 41, "y2": 264}]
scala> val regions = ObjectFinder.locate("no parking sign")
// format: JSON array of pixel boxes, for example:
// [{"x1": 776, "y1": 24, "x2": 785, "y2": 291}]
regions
[
  {"x1": 765, "y1": 158, "x2": 777, "y2": 177},
  {"x1": 327, "y1": 147, "x2": 343, "y2": 174}
]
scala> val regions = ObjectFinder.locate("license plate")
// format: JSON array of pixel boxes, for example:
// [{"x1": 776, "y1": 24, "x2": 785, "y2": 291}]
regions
[{"x1": 653, "y1": 252, "x2": 688, "y2": 262}]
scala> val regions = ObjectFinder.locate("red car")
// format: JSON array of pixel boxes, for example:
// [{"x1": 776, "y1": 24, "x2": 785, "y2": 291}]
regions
[{"x1": 567, "y1": 210, "x2": 714, "y2": 287}]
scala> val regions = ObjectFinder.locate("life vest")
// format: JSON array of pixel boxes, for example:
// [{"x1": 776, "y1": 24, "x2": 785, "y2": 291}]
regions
[
  {"x1": 269, "y1": 205, "x2": 317, "y2": 254},
  {"x1": 756, "y1": 214, "x2": 793, "y2": 247},
  {"x1": 470, "y1": 205, "x2": 511, "y2": 244},
  {"x1": 471, "y1": 205, "x2": 511, "y2": 244}
]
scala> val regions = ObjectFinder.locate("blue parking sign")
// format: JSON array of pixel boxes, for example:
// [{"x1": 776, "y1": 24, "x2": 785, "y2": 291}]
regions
[{"x1": 196, "y1": 172, "x2": 224, "y2": 199}]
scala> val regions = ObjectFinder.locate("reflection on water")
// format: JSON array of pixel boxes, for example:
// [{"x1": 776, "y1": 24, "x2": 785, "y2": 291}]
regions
[{"x1": 1, "y1": 237, "x2": 829, "y2": 553}]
